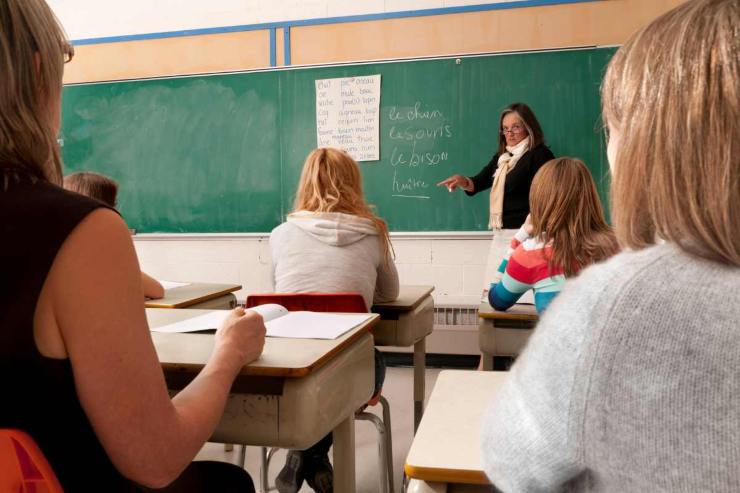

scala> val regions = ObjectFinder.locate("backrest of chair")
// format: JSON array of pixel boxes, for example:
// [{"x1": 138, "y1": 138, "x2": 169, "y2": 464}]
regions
[
  {"x1": 246, "y1": 293, "x2": 367, "y2": 313},
  {"x1": 0, "y1": 429, "x2": 63, "y2": 493}
]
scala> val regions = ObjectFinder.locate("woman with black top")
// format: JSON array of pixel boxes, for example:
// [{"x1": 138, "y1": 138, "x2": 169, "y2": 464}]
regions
[
  {"x1": 0, "y1": 1, "x2": 265, "y2": 491},
  {"x1": 438, "y1": 102, "x2": 555, "y2": 291}
]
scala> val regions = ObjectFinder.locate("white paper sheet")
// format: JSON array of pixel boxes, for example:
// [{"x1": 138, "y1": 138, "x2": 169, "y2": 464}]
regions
[
  {"x1": 265, "y1": 312, "x2": 373, "y2": 340},
  {"x1": 151, "y1": 310, "x2": 229, "y2": 333},
  {"x1": 315, "y1": 75, "x2": 381, "y2": 161},
  {"x1": 150, "y1": 307, "x2": 373, "y2": 340},
  {"x1": 159, "y1": 280, "x2": 191, "y2": 290},
  {"x1": 248, "y1": 303, "x2": 288, "y2": 323}
]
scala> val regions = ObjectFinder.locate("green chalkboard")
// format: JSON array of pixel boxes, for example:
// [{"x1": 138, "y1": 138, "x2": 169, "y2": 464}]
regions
[{"x1": 61, "y1": 47, "x2": 615, "y2": 233}]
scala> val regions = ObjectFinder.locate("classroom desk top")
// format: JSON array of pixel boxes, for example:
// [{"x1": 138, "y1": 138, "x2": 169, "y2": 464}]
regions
[
  {"x1": 478, "y1": 302, "x2": 539, "y2": 322},
  {"x1": 148, "y1": 308, "x2": 376, "y2": 491},
  {"x1": 145, "y1": 282, "x2": 241, "y2": 309},
  {"x1": 371, "y1": 285, "x2": 434, "y2": 313},
  {"x1": 147, "y1": 308, "x2": 379, "y2": 379},
  {"x1": 405, "y1": 370, "x2": 507, "y2": 485}
]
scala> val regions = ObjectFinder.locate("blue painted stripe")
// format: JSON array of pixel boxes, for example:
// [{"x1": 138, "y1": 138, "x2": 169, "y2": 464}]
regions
[
  {"x1": 283, "y1": 26, "x2": 291, "y2": 66},
  {"x1": 70, "y1": 0, "x2": 599, "y2": 46},
  {"x1": 269, "y1": 28, "x2": 276, "y2": 67},
  {"x1": 284, "y1": 0, "x2": 595, "y2": 27},
  {"x1": 72, "y1": 22, "x2": 274, "y2": 46}
]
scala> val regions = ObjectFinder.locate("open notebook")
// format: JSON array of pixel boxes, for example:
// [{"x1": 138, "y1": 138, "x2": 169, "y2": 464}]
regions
[{"x1": 150, "y1": 304, "x2": 373, "y2": 340}]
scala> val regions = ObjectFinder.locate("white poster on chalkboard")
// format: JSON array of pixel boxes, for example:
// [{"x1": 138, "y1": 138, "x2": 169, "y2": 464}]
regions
[{"x1": 315, "y1": 75, "x2": 381, "y2": 162}]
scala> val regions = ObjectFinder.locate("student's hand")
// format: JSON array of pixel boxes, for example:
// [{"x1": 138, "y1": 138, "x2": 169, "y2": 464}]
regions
[
  {"x1": 215, "y1": 307, "x2": 266, "y2": 368},
  {"x1": 141, "y1": 272, "x2": 165, "y2": 299},
  {"x1": 437, "y1": 174, "x2": 472, "y2": 192}
]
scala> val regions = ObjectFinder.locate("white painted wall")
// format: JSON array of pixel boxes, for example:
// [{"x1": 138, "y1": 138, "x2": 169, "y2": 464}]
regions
[
  {"x1": 48, "y1": 0, "x2": 530, "y2": 40},
  {"x1": 134, "y1": 236, "x2": 491, "y2": 306}
]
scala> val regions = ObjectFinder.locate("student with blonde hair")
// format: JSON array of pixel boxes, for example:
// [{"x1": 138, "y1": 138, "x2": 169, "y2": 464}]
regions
[
  {"x1": 270, "y1": 147, "x2": 399, "y2": 492},
  {"x1": 64, "y1": 171, "x2": 165, "y2": 299},
  {"x1": 271, "y1": 147, "x2": 398, "y2": 311},
  {"x1": 489, "y1": 157, "x2": 618, "y2": 314},
  {"x1": 0, "y1": 1, "x2": 265, "y2": 491},
  {"x1": 482, "y1": 0, "x2": 739, "y2": 491}
]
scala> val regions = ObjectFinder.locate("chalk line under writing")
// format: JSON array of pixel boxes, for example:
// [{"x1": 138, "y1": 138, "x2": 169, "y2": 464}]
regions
[{"x1": 392, "y1": 194, "x2": 431, "y2": 199}]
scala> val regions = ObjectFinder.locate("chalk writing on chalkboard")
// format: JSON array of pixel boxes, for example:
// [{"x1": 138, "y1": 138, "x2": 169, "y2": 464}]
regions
[
  {"x1": 315, "y1": 75, "x2": 381, "y2": 161},
  {"x1": 386, "y1": 101, "x2": 452, "y2": 199}
]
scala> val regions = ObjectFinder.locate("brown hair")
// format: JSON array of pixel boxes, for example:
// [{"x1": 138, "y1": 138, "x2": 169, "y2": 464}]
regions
[
  {"x1": 64, "y1": 171, "x2": 118, "y2": 207},
  {"x1": 602, "y1": 0, "x2": 739, "y2": 266},
  {"x1": 0, "y1": 0, "x2": 73, "y2": 185},
  {"x1": 497, "y1": 102, "x2": 545, "y2": 155},
  {"x1": 530, "y1": 157, "x2": 619, "y2": 276},
  {"x1": 293, "y1": 147, "x2": 393, "y2": 260}
]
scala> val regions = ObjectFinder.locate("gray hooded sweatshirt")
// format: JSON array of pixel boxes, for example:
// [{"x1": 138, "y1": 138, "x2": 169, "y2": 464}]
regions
[{"x1": 269, "y1": 211, "x2": 399, "y2": 310}]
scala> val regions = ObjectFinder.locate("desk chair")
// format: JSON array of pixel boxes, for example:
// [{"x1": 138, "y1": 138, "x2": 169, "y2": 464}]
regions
[
  {"x1": 0, "y1": 429, "x2": 63, "y2": 493},
  {"x1": 246, "y1": 293, "x2": 394, "y2": 493}
]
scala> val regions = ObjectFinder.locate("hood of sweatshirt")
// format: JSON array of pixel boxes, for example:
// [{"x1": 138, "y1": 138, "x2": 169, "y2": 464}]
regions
[{"x1": 286, "y1": 210, "x2": 378, "y2": 246}]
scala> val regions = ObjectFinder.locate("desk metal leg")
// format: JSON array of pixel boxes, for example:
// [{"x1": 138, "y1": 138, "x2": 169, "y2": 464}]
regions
[
  {"x1": 413, "y1": 338, "x2": 426, "y2": 433},
  {"x1": 259, "y1": 447, "x2": 269, "y2": 493},
  {"x1": 333, "y1": 414, "x2": 356, "y2": 493},
  {"x1": 478, "y1": 319, "x2": 495, "y2": 371}
]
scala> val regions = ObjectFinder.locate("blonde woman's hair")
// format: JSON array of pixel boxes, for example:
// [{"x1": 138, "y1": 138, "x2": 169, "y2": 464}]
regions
[
  {"x1": 602, "y1": 0, "x2": 739, "y2": 266},
  {"x1": 293, "y1": 147, "x2": 393, "y2": 260},
  {"x1": 530, "y1": 157, "x2": 619, "y2": 277},
  {"x1": 0, "y1": 0, "x2": 72, "y2": 185},
  {"x1": 64, "y1": 171, "x2": 119, "y2": 207}
]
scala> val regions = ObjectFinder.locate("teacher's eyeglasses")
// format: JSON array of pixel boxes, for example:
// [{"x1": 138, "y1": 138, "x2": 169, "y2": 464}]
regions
[{"x1": 501, "y1": 124, "x2": 524, "y2": 135}]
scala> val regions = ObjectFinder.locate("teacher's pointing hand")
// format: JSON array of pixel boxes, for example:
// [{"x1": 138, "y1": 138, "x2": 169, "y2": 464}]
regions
[{"x1": 437, "y1": 174, "x2": 473, "y2": 192}]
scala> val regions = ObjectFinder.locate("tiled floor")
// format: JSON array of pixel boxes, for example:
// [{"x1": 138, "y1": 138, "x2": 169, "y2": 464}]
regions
[{"x1": 195, "y1": 366, "x2": 444, "y2": 492}]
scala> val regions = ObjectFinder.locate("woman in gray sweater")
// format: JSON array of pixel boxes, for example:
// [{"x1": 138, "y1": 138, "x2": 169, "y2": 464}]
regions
[
  {"x1": 270, "y1": 148, "x2": 399, "y2": 311},
  {"x1": 481, "y1": 0, "x2": 739, "y2": 491},
  {"x1": 270, "y1": 147, "x2": 399, "y2": 492}
]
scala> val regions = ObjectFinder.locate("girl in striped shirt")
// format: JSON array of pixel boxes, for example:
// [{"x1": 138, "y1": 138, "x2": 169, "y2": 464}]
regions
[{"x1": 489, "y1": 157, "x2": 619, "y2": 314}]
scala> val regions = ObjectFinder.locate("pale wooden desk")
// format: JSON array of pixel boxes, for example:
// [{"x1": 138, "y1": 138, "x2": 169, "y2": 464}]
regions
[
  {"x1": 145, "y1": 282, "x2": 241, "y2": 309},
  {"x1": 477, "y1": 303, "x2": 538, "y2": 371},
  {"x1": 148, "y1": 308, "x2": 378, "y2": 493},
  {"x1": 405, "y1": 370, "x2": 505, "y2": 493},
  {"x1": 372, "y1": 285, "x2": 435, "y2": 432}
]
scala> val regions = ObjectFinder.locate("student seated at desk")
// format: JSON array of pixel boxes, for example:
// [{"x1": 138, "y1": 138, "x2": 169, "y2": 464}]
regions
[
  {"x1": 63, "y1": 171, "x2": 165, "y2": 299},
  {"x1": 269, "y1": 147, "x2": 399, "y2": 493},
  {"x1": 488, "y1": 157, "x2": 618, "y2": 314},
  {"x1": 0, "y1": 1, "x2": 266, "y2": 491},
  {"x1": 482, "y1": 1, "x2": 739, "y2": 490}
]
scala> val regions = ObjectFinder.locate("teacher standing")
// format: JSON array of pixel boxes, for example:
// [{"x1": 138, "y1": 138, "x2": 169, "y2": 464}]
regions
[{"x1": 438, "y1": 102, "x2": 555, "y2": 290}]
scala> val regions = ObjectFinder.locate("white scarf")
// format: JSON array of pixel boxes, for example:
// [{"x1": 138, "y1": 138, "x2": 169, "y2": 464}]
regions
[{"x1": 489, "y1": 137, "x2": 530, "y2": 230}]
